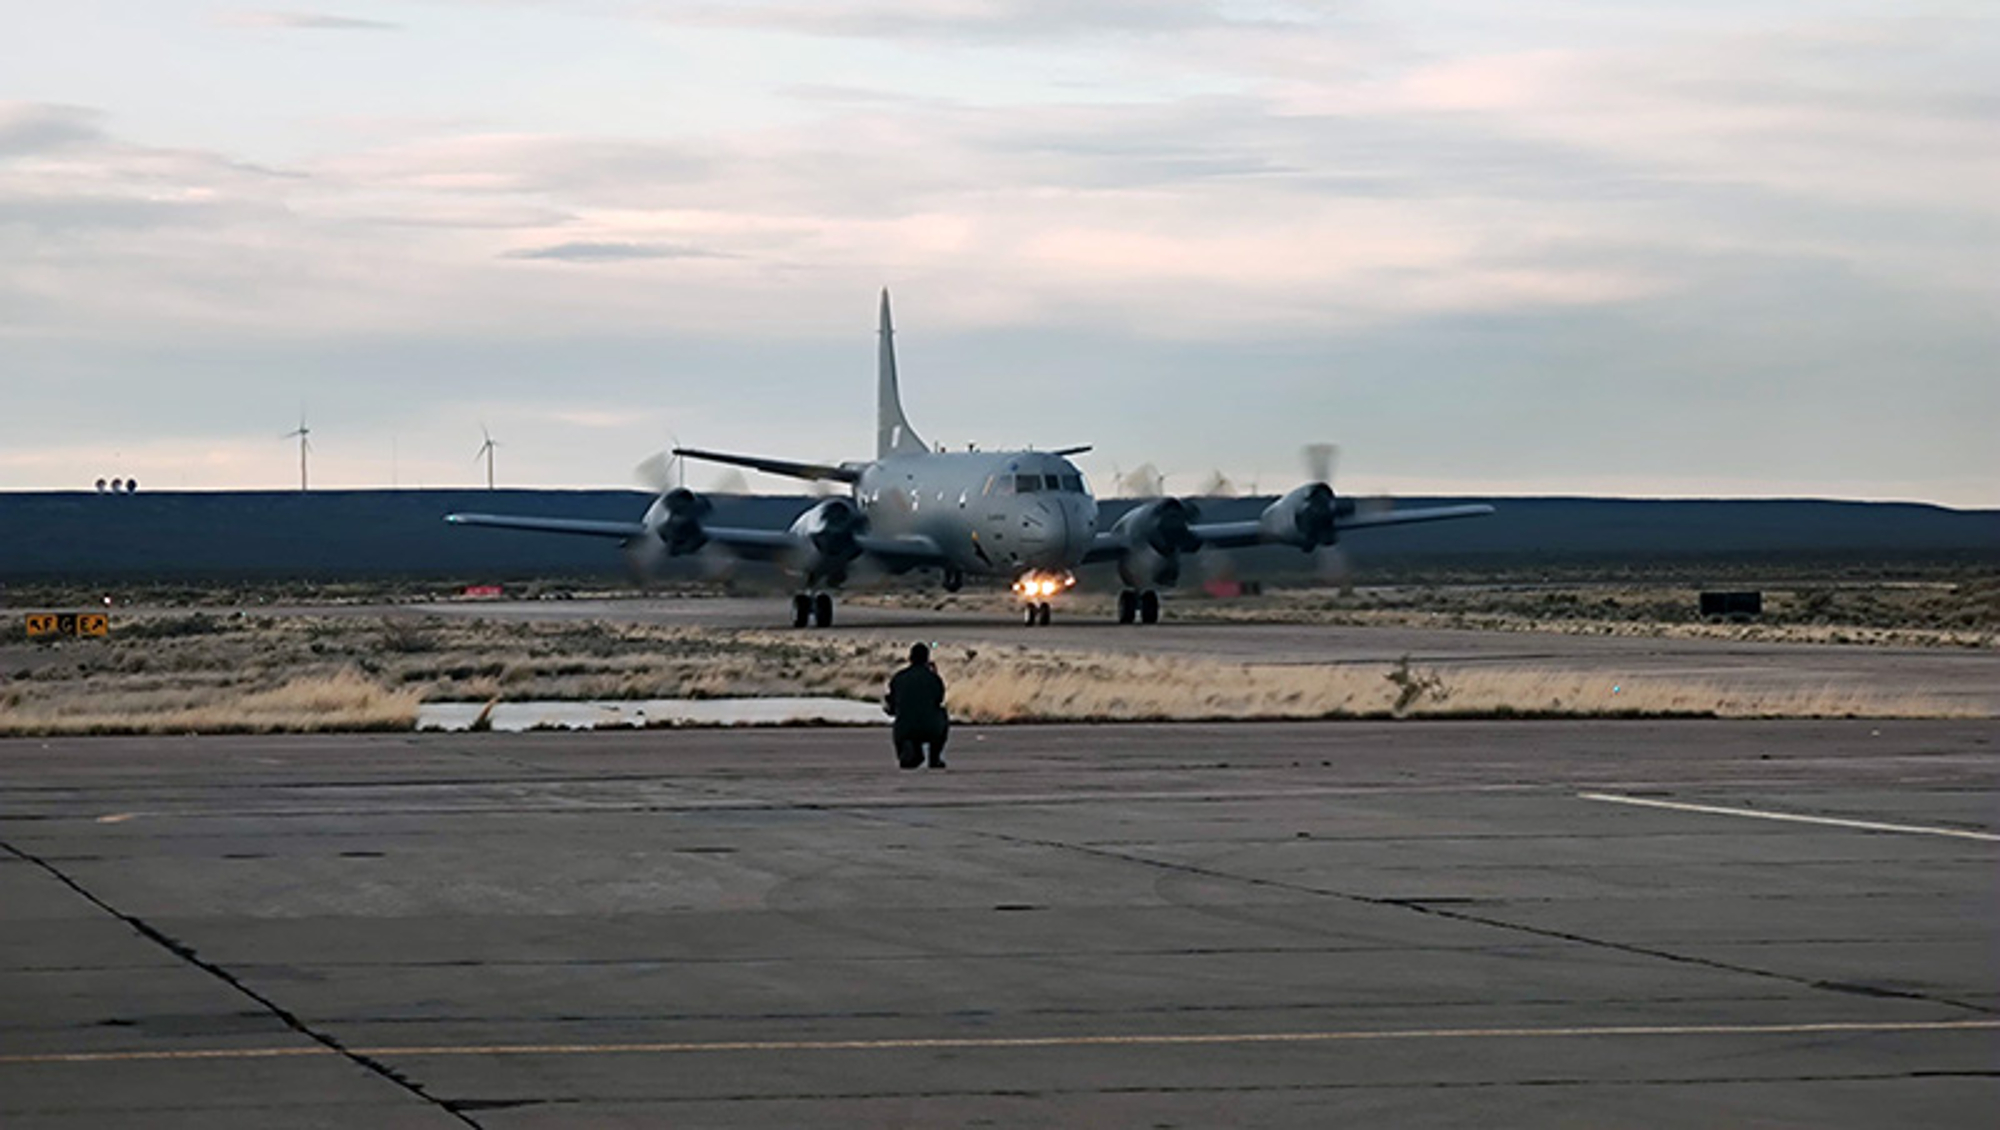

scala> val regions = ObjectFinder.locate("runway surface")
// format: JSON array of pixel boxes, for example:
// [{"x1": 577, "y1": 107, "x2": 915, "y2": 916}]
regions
[
  {"x1": 397, "y1": 595, "x2": 2000, "y2": 713},
  {"x1": 3, "y1": 719, "x2": 1996, "y2": 1127}
]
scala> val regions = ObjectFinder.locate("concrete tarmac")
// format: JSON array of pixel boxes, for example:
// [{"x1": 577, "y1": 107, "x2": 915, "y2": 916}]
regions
[{"x1": 3, "y1": 720, "x2": 1996, "y2": 1127}]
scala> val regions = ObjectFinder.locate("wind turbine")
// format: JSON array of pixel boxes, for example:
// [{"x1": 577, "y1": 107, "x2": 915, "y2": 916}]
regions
[
  {"x1": 475, "y1": 424, "x2": 500, "y2": 490},
  {"x1": 281, "y1": 412, "x2": 312, "y2": 492}
]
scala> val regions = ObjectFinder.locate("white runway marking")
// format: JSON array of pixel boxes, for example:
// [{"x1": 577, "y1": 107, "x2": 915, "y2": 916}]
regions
[
  {"x1": 1580, "y1": 792, "x2": 2000, "y2": 842},
  {"x1": 4, "y1": 1018, "x2": 1996, "y2": 1065}
]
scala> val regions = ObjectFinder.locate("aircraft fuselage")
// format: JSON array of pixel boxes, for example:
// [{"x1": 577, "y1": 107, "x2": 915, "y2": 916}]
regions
[{"x1": 857, "y1": 450, "x2": 1097, "y2": 577}]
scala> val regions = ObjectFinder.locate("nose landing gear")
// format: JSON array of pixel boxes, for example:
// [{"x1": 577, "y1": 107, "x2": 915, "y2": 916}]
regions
[{"x1": 1012, "y1": 571, "x2": 1072, "y2": 628}]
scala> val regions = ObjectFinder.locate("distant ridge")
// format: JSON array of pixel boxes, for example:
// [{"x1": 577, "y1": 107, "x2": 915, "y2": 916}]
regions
[{"x1": 0, "y1": 490, "x2": 1993, "y2": 582}]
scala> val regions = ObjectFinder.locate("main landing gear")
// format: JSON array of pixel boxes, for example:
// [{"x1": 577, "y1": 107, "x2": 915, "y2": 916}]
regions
[
  {"x1": 1116, "y1": 589, "x2": 1162, "y2": 625},
  {"x1": 791, "y1": 592, "x2": 835, "y2": 629},
  {"x1": 1023, "y1": 601, "x2": 1052, "y2": 627}
]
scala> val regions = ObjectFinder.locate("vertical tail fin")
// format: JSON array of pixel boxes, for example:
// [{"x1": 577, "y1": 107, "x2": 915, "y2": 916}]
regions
[{"x1": 877, "y1": 289, "x2": 928, "y2": 459}]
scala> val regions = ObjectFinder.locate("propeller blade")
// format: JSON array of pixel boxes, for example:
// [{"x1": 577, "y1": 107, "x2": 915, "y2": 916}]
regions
[
  {"x1": 1315, "y1": 543, "x2": 1355, "y2": 593},
  {"x1": 1195, "y1": 545, "x2": 1236, "y2": 585},
  {"x1": 633, "y1": 451, "x2": 677, "y2": 495},
  {"x1": 695, "y1": 541, "x2": 737, "y2": 581},
  {"x1": 1303, "y1": 443, "x2": 1338, "y2": 485},
  {"x1": 1121, "y1": 462, "x2": 1165, "y2": 499},
  {"x1": 623, "y1": 530, "x2": 667, "y2": 586}
]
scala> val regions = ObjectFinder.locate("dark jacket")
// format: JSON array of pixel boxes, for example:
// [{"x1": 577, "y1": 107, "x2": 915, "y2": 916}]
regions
[{"x1": 885, "y1": 664, "x2": 948, "y2": 738}]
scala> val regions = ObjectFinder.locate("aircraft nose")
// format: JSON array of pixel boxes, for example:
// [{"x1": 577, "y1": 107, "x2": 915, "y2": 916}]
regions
[
  {"x1": 1054, "y1": 495, "x2": 1088, "y2": 563},
  {"x1": 1021, "y1": 496, "x2": 1090, "y2": 568}
]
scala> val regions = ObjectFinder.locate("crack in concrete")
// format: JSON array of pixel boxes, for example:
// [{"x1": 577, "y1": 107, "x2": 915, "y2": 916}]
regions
[
  {"x1": 832, "y1": 807, "x2": 1997, "y2": 1019},
  {"x1": 0, "y1": 837, "x2": 485, "y2": 1129}
]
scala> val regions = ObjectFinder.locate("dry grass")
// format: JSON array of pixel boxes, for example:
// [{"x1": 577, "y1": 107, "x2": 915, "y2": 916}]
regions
[
  {"x1": 0, "y1": 668, "x2": 422, "y2": 736},
  {"x1": 0, "y1": 615, "x2": 890, "y2": 736},
  {"x1": 937, "y1": 648, "x2": 1976, "y2": 723},
  {"x1": 1168, "y1": 596, "x2": 1992, "y2": 648},
  {"x1": 0, "y1": 609, "x2": 1980, "y2": 737},
  {"x1": 852, "y1": 581, "x2": 1998, "y2": 649}
]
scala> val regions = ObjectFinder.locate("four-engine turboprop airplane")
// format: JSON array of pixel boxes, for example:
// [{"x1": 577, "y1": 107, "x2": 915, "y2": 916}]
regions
[{"x1": 445, "y1": 291, "x2": 1494, "y2": 628}]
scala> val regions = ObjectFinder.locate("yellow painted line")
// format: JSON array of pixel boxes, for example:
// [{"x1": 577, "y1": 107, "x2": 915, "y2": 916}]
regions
[
  {"x1": 2, "y1": 1046, "x2": 331, "y2": 1064},
  {"x1": 4, "y1": 1019, "x2": 1995, "y2": 1066},
  {"x1": 94, "y1": 814, "x2": 135, "y2": 825},
  {"x1": 1580, "y1": 793, "x2": 2000, "y2": 842}
]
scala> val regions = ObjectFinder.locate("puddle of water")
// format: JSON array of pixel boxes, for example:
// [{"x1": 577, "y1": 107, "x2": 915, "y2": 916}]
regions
[{"x1": 417, "y1": 697, "x2": 887, "y2": 733}]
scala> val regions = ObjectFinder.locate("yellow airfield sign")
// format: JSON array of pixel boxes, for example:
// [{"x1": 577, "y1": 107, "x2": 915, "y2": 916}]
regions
[{"x1": 24, "y1": 613, "x2": 109, "y2": 639}]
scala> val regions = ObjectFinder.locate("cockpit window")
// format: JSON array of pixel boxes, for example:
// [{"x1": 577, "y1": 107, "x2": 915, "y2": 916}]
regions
[
  {"x1": 984, "y1": 475, "x2": 1008, "y2": 496},
  {"x1": 1060, "y1": 474, "x2": 1083, "y2": 493},
  {"x1": 1015, "y1": 474, "x2": 1042, "y2": 493}
]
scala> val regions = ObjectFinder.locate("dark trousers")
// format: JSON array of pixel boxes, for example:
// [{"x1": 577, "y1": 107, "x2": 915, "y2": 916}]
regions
[{"x1": 895, "y1": 727, "x2": 948, "y2": 768}]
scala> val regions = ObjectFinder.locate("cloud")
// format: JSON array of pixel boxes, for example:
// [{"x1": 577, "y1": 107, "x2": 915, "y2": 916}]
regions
[
  {"x1": 222, "y1": 11, "x2": 402, "y2": 31},
  {"x1": 322, "y1": 134, "x2": 709, "y2": 199},
  {"x1": 501, "y1": 241, "x2": 730, "y2": 262},
  {"x1": 663, "y1": 0, "x2": 1270, "y2": 42},
  {"x1": 0, "y1": 196, "x2": 228, "y2": 231},
  {"x1": 0, "y1": 9, "x2": 1991, "y2": 502},
  {"x1": 0, "y1": 102, "x2": 105, "y2": 155}
]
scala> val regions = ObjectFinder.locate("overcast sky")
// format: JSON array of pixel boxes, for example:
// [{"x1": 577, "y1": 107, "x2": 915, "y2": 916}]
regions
[{"x1": 1, "y1": 2, "x2": 1993, "y2": 504}]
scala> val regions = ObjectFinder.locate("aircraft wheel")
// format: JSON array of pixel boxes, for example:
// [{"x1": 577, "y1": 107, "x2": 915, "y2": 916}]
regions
[
  {"x1": 942, "y1": 567, "x2": 964, "y2": 593},
  {"x1": 1139, "y1": 589, "x2": 1161, "y2": 624},
  {"x1": 812, "y1": 592, "x2": 834, "y2": 629},
  {"x1": 792, "y1": 593, "x2": 811, "y2": 629},
  {"x1": 1117, "y1": 589, "x2": 1137, "y2": 625},
  {"x1": 1024, "y1": 604, "x2": 1039, "y2": 627},
  {"x1": 1037, "y1": 602, "x2": 1052, "y2": 627}
]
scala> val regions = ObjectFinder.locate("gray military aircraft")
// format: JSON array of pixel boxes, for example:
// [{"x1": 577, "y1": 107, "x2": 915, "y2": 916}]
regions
[{"x1": 446, "y1": 291, "x2": 1494, "y2": 627}]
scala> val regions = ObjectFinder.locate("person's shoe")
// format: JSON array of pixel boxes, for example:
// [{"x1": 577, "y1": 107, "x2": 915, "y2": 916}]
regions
[{"x1": 927, "y1": 758, "x2": 947, "y2": 769}]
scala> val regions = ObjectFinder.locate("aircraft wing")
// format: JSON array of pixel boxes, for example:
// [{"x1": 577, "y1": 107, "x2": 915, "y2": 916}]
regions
[
  {"x1": 1330, "y1": 504, "x2": 1497, "y2": 532},
  {"x1": 674, "y1": 447, "x2": 861, "y2": 485},
  {"x1": 1187, "y1": 503, "x2": 1497, "y2": 551},
  {"x1": 445, "y1": 513, "x2": 649, "y2": 539},
  {"x1": 692, "y1": 525, "x2": 799, "y2": 562},
  {"x1": 444, "y1": 511, "x2": 801, "y2": 555},
  {"x1": 650, "y1": 527, "x2": 945, "y2": 569},
  {"x1": 447, "y1": 509, "x2": 947, "y2": 573},
  {"x1": 857, "y1": 533, "x2": 948, "y2": 572},
  {"x1": 1081, "y1": 531, "x2": 1136, "y2": 566}
]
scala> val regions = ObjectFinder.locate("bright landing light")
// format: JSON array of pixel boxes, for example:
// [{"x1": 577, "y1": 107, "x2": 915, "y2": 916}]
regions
[{"x1": 1012, "y1": 572, "x2": 1075, "y2": 601}]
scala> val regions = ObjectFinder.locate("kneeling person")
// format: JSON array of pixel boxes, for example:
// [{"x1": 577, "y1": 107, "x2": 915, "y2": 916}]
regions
[{"x1": 885, "y1": 642, "x2": 949, "y2": 770}]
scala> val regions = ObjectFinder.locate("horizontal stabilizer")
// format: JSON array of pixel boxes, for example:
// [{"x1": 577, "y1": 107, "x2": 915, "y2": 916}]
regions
[{"x1": 673, "y1": 447, "x2": 862, "y2": 485}]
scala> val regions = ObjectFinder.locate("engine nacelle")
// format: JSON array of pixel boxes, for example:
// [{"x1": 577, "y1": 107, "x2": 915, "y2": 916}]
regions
[
  {"x1": 1258, "y1": 482, "x2": 1349, "y2": 550},
  {"x1": 643, "y1": 487, "x2": 712, "y2": 556},
  {"x1": 1112, "y1": 497, "x2": 1201, "y2": 588},
  {"x1": 787, "y1": 497, "x2": 868, "y2": 585}
]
